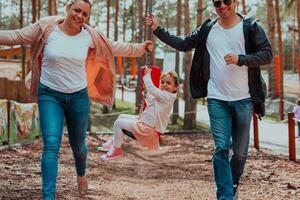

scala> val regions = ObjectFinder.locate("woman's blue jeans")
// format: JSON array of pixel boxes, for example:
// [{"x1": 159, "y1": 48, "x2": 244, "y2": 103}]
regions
[
  {"x1": 207, "y1": 98, "x2": 253, "y2": 200},
  {"x1": 38, "y1": 83, "x2": 89, "y2": 200}
]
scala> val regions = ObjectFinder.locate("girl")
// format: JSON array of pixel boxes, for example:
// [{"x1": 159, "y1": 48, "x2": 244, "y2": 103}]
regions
[
  {"x1": 293, "y1": 98, "x2": 300, "y2": 137},
  {"x1": 0, "y1": 0, "x2": 152, "y2": 198},
  {"x1": 99, "y1": 68, "x2": 179, "y2": 161}
]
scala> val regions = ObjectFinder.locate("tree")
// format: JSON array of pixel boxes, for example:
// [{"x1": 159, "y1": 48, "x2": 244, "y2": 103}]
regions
[
  {"x1": 135, "y1": 0, "x2": 144, "y2": 113},
  {"x1": 241, "y1": 0, "x2": 246, "y2": 15},
  {"x1": 114, "y1": 0, "x2": 119, "y2": 41},
  {"x1": 197, "y1": 0, "x2": 203, "y2": 27},
  {"x1": 37, "y1": 0, "x2": 41, "y2": 20},
  {"x1": 130, "y1": 0, "x2": 136, "y2": 42},
  {"x1": 267, "y1": 0, "x2": 276, "y2": 99},
  {"x1": 171, "y1": 0, "x2": 182, "y2": 124},
  {"x1": 122, "y1": 0, "x2": 127, "y2": 42},
  {"x1": 48, "y1": 0, "x2": 57, "y2": 16},
  {"x1": 31, "y1": 0, "x2": 37, "y2": 23},
  {"x1": 274, "y1": 0, "x2": 284, "y2": 120},
  {"x1": 0, "y1": 1, "x2": 2, "y2": 29},
  {"x1": 297, "y1": 0, "x2": 300, "y2": 54},
  {"x1": 183, "y1": 0, "x2": 197, "y2": 129},
  {"x1": 106, "y1": 0, "x2": 110, "y2": 37}
]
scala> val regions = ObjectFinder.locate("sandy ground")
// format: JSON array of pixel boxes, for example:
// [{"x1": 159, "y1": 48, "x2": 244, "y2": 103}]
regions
[{"x1": 0, "y1": 133, "x2": 300, "y2": 200}]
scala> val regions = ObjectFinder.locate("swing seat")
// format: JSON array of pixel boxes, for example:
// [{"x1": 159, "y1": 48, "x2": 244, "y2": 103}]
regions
[
  {"x1": 122, "y1": 129, "x2": 162, "y2": 142},
  {"x1": 122, "y1": 129, "x2": 136, "y2": 140}
]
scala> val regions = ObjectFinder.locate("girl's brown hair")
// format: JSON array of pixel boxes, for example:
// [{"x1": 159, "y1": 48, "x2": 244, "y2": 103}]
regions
[
  {"x1": 297, "y1": 98, "x2": 300, "y2": 106},
  {"x1": 161, "y1": 71, "x2": 179, "y2": 93}
]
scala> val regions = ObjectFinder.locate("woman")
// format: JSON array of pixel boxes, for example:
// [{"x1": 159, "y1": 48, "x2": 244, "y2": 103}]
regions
[{"x1": 0, "y1": 0, "x2": 152, "y2": 199}]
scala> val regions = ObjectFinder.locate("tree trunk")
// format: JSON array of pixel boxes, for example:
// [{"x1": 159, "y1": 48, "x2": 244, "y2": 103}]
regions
[
  {"x1": 106, "y1": 0, "x2": 110, "y2": 38},
  {"x1": 37, "y1": 0, "x2": 41, "y2": 20},
  {"x1": 241, "y1": 0, "x2": 246, "y2": 15},
  {"x1": 31, "y1": 0, "x2": 37, "y2": 23},
  {"x1": 183, "y1": 0, "x2": 197, "y2": 130},
  {"x1": 123, "y1": 0, "x2": 126, "y2": 42},
  {"x1": 0, "y1": 2, "x2": 2, "y2": 29},
  {"x1": 197, "y1": 0, "x2": 203, "y2": 27},
  {"x1": 103, "y1": 0, "x2": 111, "y2": 113},
  {"x1": 19, "y1": 0, "x2": 26, "y2": 80},
  {"x1": 131, "y1": 0, "x2": 136, "y2": 42},
  {"x1": 297, "y1": 0, "x2": 300, "y2": 55},
  {"x1": 267, "y1": 0, "x2": 276, "y2": 99},
  {"x1": 274, "y1": 0, "x2": 284, "y2": 120},
  {"x1": 114, "y1": 0, "x2": 119, "y2": 41},
  {"x1": 172, "y1": 0, "x2": 182, "y2": 124},
  {"x1": 48, "y1": 0, "x2": 57, "y2": 15},
  {"x1": 135, "y1": 0, "x2": 144, "y2": 114}
]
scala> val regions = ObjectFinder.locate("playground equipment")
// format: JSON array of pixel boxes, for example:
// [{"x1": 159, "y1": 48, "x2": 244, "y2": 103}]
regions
[
  {"x1": 0, "y1": 100, "x2": 40, "y2": 146},
  {"x1": 122, "y1": 0, "x2": 162, "y2": 141}
]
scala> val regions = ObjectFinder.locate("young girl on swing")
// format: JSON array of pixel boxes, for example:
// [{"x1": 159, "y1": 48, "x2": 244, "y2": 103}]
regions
[{"x1": 99, "y1": 67, "x2": 179, "y2": 161}]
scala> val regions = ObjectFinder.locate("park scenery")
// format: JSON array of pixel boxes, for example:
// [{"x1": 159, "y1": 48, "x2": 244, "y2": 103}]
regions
[{"x1": 0, "y1": 0, "x2": 300, "y2": 200}]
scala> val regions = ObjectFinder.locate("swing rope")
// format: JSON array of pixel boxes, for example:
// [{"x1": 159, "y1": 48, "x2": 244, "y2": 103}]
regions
[{"x1": 122, "y1": 0, "x2": 153, "y2": 140}]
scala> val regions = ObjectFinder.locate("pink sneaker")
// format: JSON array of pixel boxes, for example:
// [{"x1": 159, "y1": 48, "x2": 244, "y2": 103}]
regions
[
  {"x1": 100, "y1": 147, "x2": 123, "y2": 161},
  {"x1": 97, "y1": 139, "x2": 113, "y2": 152}
]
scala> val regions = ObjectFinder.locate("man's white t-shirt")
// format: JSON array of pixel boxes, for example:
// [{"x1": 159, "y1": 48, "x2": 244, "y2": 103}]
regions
[
  {"x1": 40, "y1": 25, "x2": 94, "y2": 93},
  {"x1": 206, "y1": 20, "x2": 250, "y2": 101}
]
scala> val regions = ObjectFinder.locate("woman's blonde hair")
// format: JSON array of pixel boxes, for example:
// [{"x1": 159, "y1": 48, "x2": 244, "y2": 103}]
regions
[{"x1": 68, "y1": 0, "x2": 92, "y2": 8}]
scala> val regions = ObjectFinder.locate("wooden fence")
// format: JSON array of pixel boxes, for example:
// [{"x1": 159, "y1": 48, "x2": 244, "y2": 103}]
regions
[{"x1": 0, "y1": 78, "x2": 32, "y2": 103}]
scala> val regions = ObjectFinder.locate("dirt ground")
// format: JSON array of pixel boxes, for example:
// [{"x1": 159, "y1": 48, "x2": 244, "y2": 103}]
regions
[{"x1": 0, "y1": 132, "x2": 300, "y2": 200}]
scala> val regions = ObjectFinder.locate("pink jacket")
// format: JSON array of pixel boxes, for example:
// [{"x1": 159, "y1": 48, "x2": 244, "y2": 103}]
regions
[{"x1": 0, "y1": 16, "x2": 147, "y2": 106}]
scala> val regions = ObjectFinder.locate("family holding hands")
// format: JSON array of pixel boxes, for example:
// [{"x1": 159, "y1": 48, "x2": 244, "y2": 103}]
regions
[{"x1": 0, "y1": 0, "x2": 272, "y2": 199}]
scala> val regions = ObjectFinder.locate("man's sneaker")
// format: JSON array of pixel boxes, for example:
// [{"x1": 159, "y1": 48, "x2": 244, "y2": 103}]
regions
[
  {"x1": 100, "y1": 146, "x2": 123, "y2": 161},
  {"x1": 97, "y1": 139, "x2": 113, "y2": 152},
  {"x1": 233, "y1": 184, "x2": 239, "y2": 200}
]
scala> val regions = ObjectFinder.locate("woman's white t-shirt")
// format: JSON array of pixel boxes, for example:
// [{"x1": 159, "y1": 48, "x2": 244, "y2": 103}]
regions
[{"x1": 40, "y1": 25, "x2": 94, "y2": 93}]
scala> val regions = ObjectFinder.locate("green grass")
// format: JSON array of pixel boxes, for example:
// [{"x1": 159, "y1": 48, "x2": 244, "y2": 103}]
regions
[
  {"x1": 89, "y1": 99, "x2": 209, "y2": 132},
  {"x1": 90, "y1": 99, "x2": 135, "y2": 132}
]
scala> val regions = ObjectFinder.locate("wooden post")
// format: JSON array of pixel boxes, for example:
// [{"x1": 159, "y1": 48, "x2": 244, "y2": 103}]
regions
[
  {"x1": 288, "y1": 112, "x2": 296, "y2": 161},
  {"x1": 121, "y1": 84, "x2": 124, "y2": 101},
  {"x1": 253, "y1": 113, "x2": 259, "y2": 150},
  {"x1": 7, "y1": 100, "x2": 10, "y2": 145}
]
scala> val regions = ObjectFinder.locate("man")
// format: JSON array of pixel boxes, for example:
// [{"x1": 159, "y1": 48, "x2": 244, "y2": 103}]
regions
[{"x1": 146, "y1": 0, "x2": 272, "y2": 199}]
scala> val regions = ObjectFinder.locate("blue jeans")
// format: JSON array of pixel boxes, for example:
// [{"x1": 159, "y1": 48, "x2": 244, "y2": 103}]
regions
[
  {"x1": 207, "y1": 98, "x2": 253, "y2": 200},
  {"x1": 38, "y1": 83, "x2": 89, "y2": 200},
  {"x1": 297, "y1": 122, "x2": 300, "y2": 137}
]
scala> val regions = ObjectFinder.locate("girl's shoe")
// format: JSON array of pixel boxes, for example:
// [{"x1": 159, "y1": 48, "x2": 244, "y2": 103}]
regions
[
  {"x1": 100, "y1": 146, "x2": 123, "y2": 161},
  {"x1": 97, "y1": 139, "x2": 113, "y2": 152}
]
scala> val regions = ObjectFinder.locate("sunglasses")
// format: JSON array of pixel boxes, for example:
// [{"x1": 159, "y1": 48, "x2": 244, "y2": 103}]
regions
[{"x1": 213, "y1": 0, "x2": 232, "y2": 8}]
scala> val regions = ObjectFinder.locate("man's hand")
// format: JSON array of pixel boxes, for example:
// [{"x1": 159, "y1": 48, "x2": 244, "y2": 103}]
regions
[
  {"x1": 224, "y1": 53, "x2": 239, "y2": 65},
  {"x1": 144, "y1": 66, "x2": 152, "y2": 75},
  {"x1": 143, "y1": 40, "x2": 153, "y2": 52},
  {"x1": 145, "y1": 14, "x2": 159, "y2": 31}
]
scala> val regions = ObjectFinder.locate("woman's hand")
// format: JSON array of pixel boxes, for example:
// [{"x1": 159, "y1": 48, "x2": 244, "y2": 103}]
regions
[
  {"x1": 145, "y1": 14, "x2": 159, "y2": 31},
  {"x1": 143, "y1": 40, "x2": 153, "y2": 52}
]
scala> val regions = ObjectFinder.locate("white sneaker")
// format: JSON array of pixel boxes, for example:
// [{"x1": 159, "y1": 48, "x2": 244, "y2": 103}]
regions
[
  {"x1": 233, "y1": 184, "x2": 239, "y2": 200},
  {"x1": 97, "y1": 139, "x2": 113, "y2": 152}
]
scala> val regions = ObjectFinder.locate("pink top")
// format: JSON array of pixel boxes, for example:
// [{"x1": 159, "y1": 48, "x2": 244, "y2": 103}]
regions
[{"x1": 293, "y1": 105, "x2": 300, "y2": 122}]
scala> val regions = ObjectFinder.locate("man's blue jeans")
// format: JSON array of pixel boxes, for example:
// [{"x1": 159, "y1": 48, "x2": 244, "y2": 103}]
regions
[
  {"x1": 38, "y1": 83, "x2": 89, "y2": 200},
  {"x1": 207, "y1": 98, "x2": 253, "y2": 200}
]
